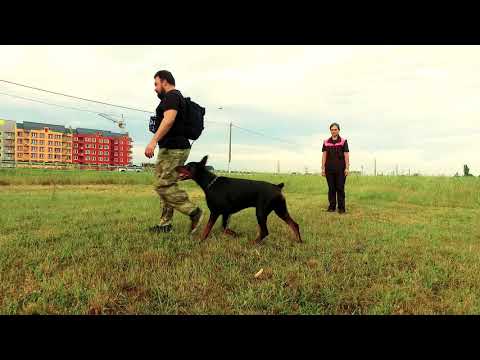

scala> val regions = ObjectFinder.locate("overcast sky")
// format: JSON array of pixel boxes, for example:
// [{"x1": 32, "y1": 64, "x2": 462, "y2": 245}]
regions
[{"x1": 1, "y1": 45, "x2": 479, "y2": 175}]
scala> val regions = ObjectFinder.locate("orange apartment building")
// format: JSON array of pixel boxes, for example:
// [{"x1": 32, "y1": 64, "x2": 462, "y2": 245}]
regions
[{"x1": 15, "y1": 122, "x2": 73, "y2": 165}]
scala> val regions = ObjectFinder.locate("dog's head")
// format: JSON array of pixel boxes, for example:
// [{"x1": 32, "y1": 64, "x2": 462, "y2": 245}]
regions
[{"x1": 174, "y1": 155, "x2": 208, "y2": 181}]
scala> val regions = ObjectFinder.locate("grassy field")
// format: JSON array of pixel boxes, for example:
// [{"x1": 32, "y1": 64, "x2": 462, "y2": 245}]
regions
[{"x1": 1, "y1": 168, "x2": 479, "y2": 314}]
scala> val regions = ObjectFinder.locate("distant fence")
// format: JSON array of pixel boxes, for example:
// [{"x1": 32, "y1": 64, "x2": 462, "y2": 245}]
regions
[{"x1": 0, "y1": 160, "x2": 133, "y2": 171}]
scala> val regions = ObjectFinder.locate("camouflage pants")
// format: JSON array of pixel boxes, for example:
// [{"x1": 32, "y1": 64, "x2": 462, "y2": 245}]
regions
[{"x1": 154, "y1": 148, "x2": 197, "y2": 225}]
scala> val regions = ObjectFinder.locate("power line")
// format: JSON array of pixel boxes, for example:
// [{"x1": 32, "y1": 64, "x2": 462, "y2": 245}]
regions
[
  {"x1": 0, "y1": 79, "x2": 154, "y2": 114},
  {"x1": 0, "y1": 91, "x2": 102, "y2": 115},
  {"x1": 0, "y1": 84, "x2": 225, "y2": 126},
  {"x1": 0, "y1": 79, "x2": 311, "y2": 149},
  {"x1": 232, "y1": 124, "x2": 302, "y2": 147}
]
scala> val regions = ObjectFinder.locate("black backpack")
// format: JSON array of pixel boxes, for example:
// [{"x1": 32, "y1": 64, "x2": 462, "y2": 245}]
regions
[
  {"x1": 182, "y1": 97, "x2": 205, "y2": 140},
  {"x1": 149, "y1": 93, "x2": 205, "y2": 141}
]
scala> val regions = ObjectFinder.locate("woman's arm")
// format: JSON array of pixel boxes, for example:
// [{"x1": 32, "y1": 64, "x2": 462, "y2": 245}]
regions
[
  {"x1": 344, "y1": 152, "x2": 350, "y2": 176},
  {"x1": 322, "y1": 151, "x2": 327, "y2": 176}
]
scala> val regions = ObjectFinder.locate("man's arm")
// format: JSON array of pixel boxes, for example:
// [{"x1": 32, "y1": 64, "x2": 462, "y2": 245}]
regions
[{"x1": 145, "y1": 109, "x2": 177, "y2": 158}]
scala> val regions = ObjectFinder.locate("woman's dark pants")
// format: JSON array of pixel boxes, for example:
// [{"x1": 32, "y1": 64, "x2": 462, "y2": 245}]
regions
[{"x1": 326, "y1": 170, "x2": 346, "y2": 210}]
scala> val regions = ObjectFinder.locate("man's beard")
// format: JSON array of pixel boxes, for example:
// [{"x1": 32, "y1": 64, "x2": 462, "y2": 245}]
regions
[{"x1": 157, "y1": 89, "x2": 166, "y2": 100}]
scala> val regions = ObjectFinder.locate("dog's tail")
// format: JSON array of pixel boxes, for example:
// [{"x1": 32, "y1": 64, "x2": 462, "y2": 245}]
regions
[{"x1": 276, "y1": 183, "x2": 284, "y2": 190}]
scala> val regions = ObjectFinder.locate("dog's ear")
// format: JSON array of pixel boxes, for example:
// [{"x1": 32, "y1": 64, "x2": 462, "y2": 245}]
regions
[{"x1": 200, "y1": 155, "x2": 208, "y2": 166}]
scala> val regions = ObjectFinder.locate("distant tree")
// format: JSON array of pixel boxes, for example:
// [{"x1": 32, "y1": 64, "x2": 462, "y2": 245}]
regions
[
  {"x1": 464, "y1": 164, "x2": 474, "y2": 177},
  {"x1": 454, "y1": 172, "x2": 460, "y2": 177}
]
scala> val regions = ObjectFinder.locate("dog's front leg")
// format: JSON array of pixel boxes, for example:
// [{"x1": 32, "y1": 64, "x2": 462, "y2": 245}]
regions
[
  {"x1": 200, "y1": 213, "x2": 219, "y2": 241},
  {"x1": 222, "y1": 214, "x2": 238, "y2": 237}
]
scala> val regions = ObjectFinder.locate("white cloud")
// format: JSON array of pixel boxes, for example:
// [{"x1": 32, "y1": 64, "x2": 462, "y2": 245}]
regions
[{"x1": 1, "y1": 45, "x2": 480, "y2": 175}]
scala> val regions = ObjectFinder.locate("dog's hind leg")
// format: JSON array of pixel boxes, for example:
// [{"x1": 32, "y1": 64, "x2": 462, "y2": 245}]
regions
[
  {"x1": 273, "y1": 196, "x2": 302, "y2": 243},
  {"x1": 222, "y1": 214, "x2": 237, "y2": 237}
]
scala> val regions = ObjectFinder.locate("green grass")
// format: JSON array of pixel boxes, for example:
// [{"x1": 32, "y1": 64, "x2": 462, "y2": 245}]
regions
[{"x1": 1, "y1": 169, "x2": 479, "y2": 314}]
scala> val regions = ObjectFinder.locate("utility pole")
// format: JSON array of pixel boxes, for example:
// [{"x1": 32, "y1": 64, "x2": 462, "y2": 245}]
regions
[
  {"x1": 395, "y1": 164, "x2": 399, "y2": 176},
  {"x1": 277, "y1": 160, "x2": 280, "y2": 174},
  {"x1": 374, "y1": 158, "x2": 377, "y2": 176},
  {"x1": 361, "y1": 165, "x2": 364, "y2": 176},
  {"x1": 228, "y1": 121, "x2": 232, "y2": 174}
]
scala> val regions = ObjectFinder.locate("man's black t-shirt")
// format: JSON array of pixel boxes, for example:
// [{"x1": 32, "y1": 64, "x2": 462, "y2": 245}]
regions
[
  {"x1": 156, "y1": 89, "x2": 191, "y2": 149},
  {"x1": 322, "y1": 136, "x2": 349, "y2": 171}
]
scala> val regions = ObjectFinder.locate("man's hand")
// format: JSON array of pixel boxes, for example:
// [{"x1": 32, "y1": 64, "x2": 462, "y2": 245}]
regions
[
  {"x1": 344, "y1": 168, "x2": 349, "y2": 176},
  {"x1": 322, "y1": 169, "x2": 326, "y2": 177},
  {"x1": 145, "y1": 141, "x2": 156, "y2": 159}
]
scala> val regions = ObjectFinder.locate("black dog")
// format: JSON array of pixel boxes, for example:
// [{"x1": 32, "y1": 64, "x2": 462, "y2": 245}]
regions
[{"x1": 175, "y1": 156, "x2": 302, "y2": 244}]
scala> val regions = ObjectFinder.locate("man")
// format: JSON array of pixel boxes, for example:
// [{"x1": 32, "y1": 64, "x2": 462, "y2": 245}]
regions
[{"x1": 145, "y1": 70, "x2": 203, "y2": 233}]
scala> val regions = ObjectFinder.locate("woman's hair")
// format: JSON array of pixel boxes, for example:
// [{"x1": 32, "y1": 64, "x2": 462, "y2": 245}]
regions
[{"x1": 330, "y1": 122, "x2": 340, "y2": 130}]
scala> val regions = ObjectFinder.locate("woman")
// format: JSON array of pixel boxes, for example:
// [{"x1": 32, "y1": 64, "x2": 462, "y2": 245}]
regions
[{"x1": 322, "y1": 123, "x2": 350, "y2": 213}]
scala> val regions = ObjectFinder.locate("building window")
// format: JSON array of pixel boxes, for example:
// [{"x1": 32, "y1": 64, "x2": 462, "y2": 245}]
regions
[
  {"x1": 92, "y1": 157, "x2": 96, "y2": 161},
  {"x1": 105, "y1": 151, "x2": 109, "y2": 155},
  {"x1": 17, "y1": 132, "x2": 22, "y2": 137},
  {"x1": 31, "y1": 153, "x2": 37, "y2": 159},
  {"x1": 39, "y1": 154, "x2": 44, "y2": 159},
  {"x1": 40, "y1": 147, "x2": 44, "y2": 152},
  {"x1": 85, "y1": 150, "x2": 90, "y2": 155},
  {"x1": 92, "y1": 138, "x2": 96, "y2": 143},
  {"x1": 99, "y1": 145, "x2": 103, "y2": 150},
  {"x1": 48, "y1": 154, "x2": 53, "y2": 159},
  {"x1": 99, "y1": 151, "x2": 103, "y2": 155},
  {"x1": 73, "y1": 137, "x2": 78, "y2": 141},
  {"x1": 48, "y1": 148, "x2": 53, "y2": 153},
  {"x1": 92, "y1": 151, "x2": 96, "y2": 155},
  {"x1": 86, "y1": 156, "x2": 90, "y2": 160},
  {"x1": 93, "y1": 144, "x2": 96, "y2": 149},
  {"x1": 74, "y1": 156, "x2": 78, "y2": 160}
]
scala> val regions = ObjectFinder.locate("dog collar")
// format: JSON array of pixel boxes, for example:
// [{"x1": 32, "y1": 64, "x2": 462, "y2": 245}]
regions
[{"x1": 206, "y1": 176, "x2": 218, "y2": 190}]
